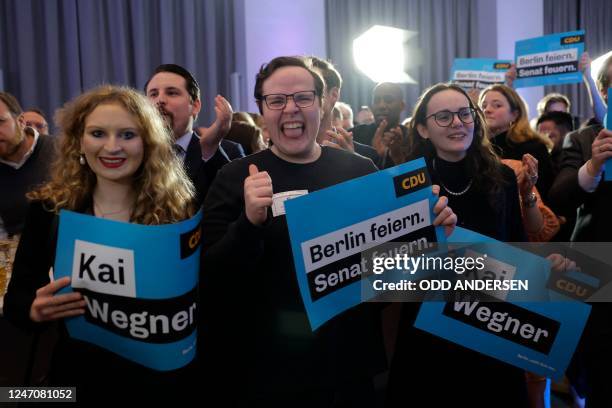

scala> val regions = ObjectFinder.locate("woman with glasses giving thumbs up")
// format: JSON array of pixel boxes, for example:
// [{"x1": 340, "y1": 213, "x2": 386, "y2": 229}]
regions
[{"x1": 199, "y1": 56, "x2": 456, "y2": 407}]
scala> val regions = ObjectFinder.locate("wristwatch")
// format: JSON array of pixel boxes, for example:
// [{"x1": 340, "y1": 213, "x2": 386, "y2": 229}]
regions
[{"x1": 523, "y1": 191, "x2": 537, "y2": 208}]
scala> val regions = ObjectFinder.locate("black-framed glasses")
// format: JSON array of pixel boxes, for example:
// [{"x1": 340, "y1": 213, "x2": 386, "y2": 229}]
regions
[
  {"x1": 425, "y1": 107, "x2": 476, "y2": 127},
  {"x1": 261, "y1": 90, "x2": 316, "y2": 110}
]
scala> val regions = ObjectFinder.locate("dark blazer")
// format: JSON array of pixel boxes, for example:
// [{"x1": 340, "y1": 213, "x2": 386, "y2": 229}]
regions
[
  {"x1": 184, "y1": 133, "x2": 245, "y2": 207},
  {"x1": 353, "y1": 141, "x2": 382, "y2": 169},
  {"x1": 548, "y1": 124, "x2": 610, "y2": 241}
]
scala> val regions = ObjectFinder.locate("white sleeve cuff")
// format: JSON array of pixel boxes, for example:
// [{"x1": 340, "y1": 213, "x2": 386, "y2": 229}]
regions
[{"x1": 578, "y1": 161, "x2": 601, "y2": 192}]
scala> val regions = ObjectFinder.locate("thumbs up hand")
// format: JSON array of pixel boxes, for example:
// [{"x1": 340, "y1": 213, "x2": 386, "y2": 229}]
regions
[{"x1": 244, "y1": 164, "x2": 273, "y2": 226}]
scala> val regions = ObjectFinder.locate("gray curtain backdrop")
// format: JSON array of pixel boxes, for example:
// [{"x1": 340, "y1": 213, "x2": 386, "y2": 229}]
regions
[
  {"x1": 543, "y1": 0, "x2": 612, "y2": 123},
  {"x1": 325, "y1": 0, "x2": 479, "y2": 120},
  {"x1": 0, "y1": 0, "x2": 234, "y2": 130}
]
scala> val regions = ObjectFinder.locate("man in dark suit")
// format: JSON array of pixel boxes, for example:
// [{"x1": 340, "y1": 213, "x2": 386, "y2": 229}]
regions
[
  {"x1": 145, "y1": 64, "x2": 244, "y2": 206},
  {"x1": 547, "y1": 54, "x2": 612, "y2": 408},
  {"x1": 549, "y1": 53, "x2": 612, "y2": 242},
  {"x1": 307, "y1": 57, "x2": 382, "y2": 168}
]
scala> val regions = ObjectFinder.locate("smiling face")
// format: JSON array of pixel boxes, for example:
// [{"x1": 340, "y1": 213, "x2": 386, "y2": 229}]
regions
[
  {"x1": 417, "y1": 89, "x2": 474, "y2": 162},
  {"x1": 145, "y1": 71, "x2": 201, "y2": 140},
  {"x1": 261, "y1": 66, "x2": 322, "y2": 163},
  {"x1": 80, "y1": 103, "x2": 144, "y2": 185},
  {"x1": 480, "y1": 90, "x2": 518, "y2": 136},
  {"x1": 372, "y1": 83, "x2": 405, "y2": 128}
]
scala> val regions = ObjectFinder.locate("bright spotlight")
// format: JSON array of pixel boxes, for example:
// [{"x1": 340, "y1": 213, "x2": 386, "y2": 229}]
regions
[
  {"x1": 353, "y1": 25, "x2": 417, "y2": 84},
  {"x1": 591, "y1": 50, "x2": 612, "y2": 84}
]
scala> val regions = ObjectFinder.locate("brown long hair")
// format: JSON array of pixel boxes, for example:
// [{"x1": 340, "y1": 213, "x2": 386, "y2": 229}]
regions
[
  {"x1": 29, "y1": 85, "x2": 195, "y2": 224},
  {"x1": 480, "y1": 84, "x2": 553, "y2": 150},
  {"x1": 407, "y1": 83, "x2": 506, "y2": 193}
]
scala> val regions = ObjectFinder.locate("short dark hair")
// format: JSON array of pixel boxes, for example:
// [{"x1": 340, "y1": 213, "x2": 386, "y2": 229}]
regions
[
  {"x1": 372, "y1": 82, "x2": 404, "y2": 101},
  {"x1": 597, "y1": 54, "x2": 612, "y2": 91},
  {"x1": 308, "y1": 56, "x2": 342, "y2": 91},
  {"x1": 144, "y1": 64, "x2": 200, "y2": 102},
  {"x1": 536, "y1": 111, "x2": 574, "y2": 133},
  {"x1": 0, "y1": 92, "x2": 23, "y2": 117},
  {"x1": 25, "y1": 107, "x2": 47, "y2": 118},
  {"x1": 254, "y1": 56, "x2": 325, "y2": 114}
]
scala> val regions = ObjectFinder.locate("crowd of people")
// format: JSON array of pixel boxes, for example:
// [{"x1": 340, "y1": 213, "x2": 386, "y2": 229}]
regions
[{"x1": 0, "y1": 50, "x2": 611, "y2": 407}]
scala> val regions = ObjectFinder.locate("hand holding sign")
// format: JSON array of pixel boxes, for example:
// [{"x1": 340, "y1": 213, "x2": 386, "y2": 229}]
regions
[
  {"x1": 505, "y1": 64, "x2": 517, "y2": 87},
  {"x1": 245, "y1": 164, "x2": 273, "y2": 226},
  {"x1": 587, "y1": 129, "x2": 612, "y2": 177},
  {"x1": 431, "y1": 185, "x2": 457, "y2": 237},
  {"x1": 30, "y1": 277, "x2": 86, "y2": 322},
  {"x1": 579, "y1": 51, "x2": 592, "y2": 74}
]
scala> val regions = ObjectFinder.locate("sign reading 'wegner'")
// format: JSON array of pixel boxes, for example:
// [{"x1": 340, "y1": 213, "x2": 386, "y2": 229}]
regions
[
  {"x1": 415, "y1": 227, "x2": 591, "y2": 380},
  {"x1": 285, "y1": 158, "x2": 445, "y2": 330},
  {"x1": 514, "y1": 30, "x2": 585, "y2": 88},
  {"x1": 450, "y1": 58, "x2": 511, "y2": 90},
  {"x1": 54, "y1": 210, "x2": 202, "y2": 371}
]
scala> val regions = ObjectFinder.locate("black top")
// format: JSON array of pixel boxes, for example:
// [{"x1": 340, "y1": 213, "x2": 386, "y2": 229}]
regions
[
  {"x1": 184, "y1": 133, "x2": 245, "y2": 208},
  {"x1": 0, "y1": 135, "x2": 55, "y2": 235},
  {"x1": 200, "y1": 147, "x2": 387, "y2": 405},
  {"x1": 548, "y1": 124, "x2": 610, "y2": 242},
  {"x1": 430, "y1": 156, "x2": 526, "y2": 242},
  {"x1": 491, "y1": 131, "x2": 554, "y2": 202},
  {"x1": 386, "y1": 154, "x2": 529, "y2": 407},
  {"x1": 4, "y1": 202, "x2": 198, "y2": 404}
]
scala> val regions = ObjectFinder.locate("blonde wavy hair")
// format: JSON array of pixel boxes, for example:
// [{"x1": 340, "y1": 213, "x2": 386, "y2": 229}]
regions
[
  {"x1": 29, "y1": 85, "x2": 195, "y2": 224},
  {"x1": 479, "y1": 84, "x2": 553, "y2": 151}
]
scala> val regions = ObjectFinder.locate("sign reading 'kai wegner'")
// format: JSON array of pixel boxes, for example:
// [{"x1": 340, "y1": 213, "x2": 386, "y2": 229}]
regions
[{"x1": 54, "y1": 209, "x2": 202, "y2": 371}]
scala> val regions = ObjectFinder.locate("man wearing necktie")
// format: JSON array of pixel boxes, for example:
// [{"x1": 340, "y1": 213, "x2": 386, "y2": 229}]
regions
[{"x1": 145, "y1": 64, "x2": 245, "y2": 207}]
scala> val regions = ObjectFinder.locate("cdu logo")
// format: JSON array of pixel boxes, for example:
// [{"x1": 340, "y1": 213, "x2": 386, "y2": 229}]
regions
[
  {"x1": 393, "y1": 167, "x2": 431, "y2": 198},
  {"x1": 71, "y1": 240, "x2": 136, "y2": 297},
  {"x1": 560, "y1": 34, "x2": 583, "y2": 45},
  {"x1": 180, "y1": 225, "x2": 201, "y2": 259},
  {"x1": 494, "y1": 62, "x2": 511, "y2": 70}
]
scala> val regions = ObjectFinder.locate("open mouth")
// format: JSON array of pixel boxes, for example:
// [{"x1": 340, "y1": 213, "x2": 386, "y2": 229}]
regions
[
  {"x1": 447, "y1": 133, "x2": 467, "y2": 141},
  {"x1": 99, "y1": 157, "x2": 126, "y2": 168},
  {"x1": 281, "y1": 121, "x2": 304, "y2": 137}
]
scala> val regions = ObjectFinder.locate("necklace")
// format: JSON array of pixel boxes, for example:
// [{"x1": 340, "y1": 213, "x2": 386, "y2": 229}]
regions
[
  {"x1": 93, "y1": 201, "x2": 131, "y2": 218},
  {"x1": 432, "y1": 158, "x2": 473, "y2": 196}
]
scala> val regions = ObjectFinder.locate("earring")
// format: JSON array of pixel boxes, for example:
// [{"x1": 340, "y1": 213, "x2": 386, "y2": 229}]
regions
[{"x1": 79, "y1": 154, "x2": 86, "y2": 165}]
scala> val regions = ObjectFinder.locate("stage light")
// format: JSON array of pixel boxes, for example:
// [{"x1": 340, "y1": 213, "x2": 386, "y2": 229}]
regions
[
  {"x1": 353, "y1": 25, "x2": 418, "y2": 83},
  {"x1": 590, "y1": 50, "x2": 612, "y2": 84}
]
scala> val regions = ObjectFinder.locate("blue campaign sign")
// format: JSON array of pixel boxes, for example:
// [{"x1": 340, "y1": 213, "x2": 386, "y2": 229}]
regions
[
  {"x1": 514, "y1": 30, "x2": 585, "y2": 88},
  {"x1": 605, "y1": 88, "x2": 611, "y2": 181},
  {"x1": 285, "y1": 158, "x2": 446, "y2": 330},
  {"x1": 450, "y1": 58, "x2": 512, "y2": 90},
  {"x1": 415, "y1": 227, "x2": 591, "y2": 380},
  {"x1": 54, "y1": 210, "x2": 202, "y2": 371}
]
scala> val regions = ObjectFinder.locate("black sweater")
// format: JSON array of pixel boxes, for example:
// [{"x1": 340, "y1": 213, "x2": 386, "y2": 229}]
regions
[
  {"x1": 0, "y1": 135, "x2": 55, "y2": 235},
  {"x1": 200, "y1": 147, "x2": 387, "y2": 405}
]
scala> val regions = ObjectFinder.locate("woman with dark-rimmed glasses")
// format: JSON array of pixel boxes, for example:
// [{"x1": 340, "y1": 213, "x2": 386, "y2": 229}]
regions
[{"x1": 385, "y1": 83, "x2": 531, "y2": 407}]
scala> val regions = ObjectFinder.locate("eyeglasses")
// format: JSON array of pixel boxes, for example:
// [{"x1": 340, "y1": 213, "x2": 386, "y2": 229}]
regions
[
  {"x1": 261, "y1": 91, "x2": 317, "y2": 110},
  {"x1": 425, "y1": 108, "x2": 476, "y2": 127}
]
